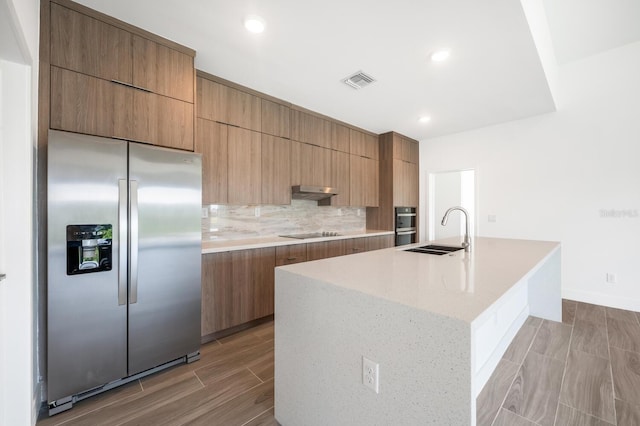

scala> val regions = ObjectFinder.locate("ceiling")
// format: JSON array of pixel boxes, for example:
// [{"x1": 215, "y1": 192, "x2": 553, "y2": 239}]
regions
[{"x1": 74, "y1": 0, "x2": 638, "y2": 141}]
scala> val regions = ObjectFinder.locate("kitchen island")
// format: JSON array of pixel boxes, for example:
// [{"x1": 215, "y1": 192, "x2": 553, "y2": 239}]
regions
[{"x1": 274, "y1": 237, "x2": 561, "y2": 425}]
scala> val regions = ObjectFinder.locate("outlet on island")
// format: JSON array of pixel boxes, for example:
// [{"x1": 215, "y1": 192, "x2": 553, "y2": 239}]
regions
[{"x1": 362, "y1": 356, "x2": 379, "y2": 394}]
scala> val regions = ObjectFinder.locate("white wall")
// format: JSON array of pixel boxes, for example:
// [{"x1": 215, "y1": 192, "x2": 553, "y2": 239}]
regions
[
  {"x1": 431, "y1": 171, "x2": 462, "y2": 239},
  {"x1": 0, "y1": 0, "x2": 40, "y2": 424},
  {"x1": 419, "y1": 40, "x2": 640, "y2": 311}
]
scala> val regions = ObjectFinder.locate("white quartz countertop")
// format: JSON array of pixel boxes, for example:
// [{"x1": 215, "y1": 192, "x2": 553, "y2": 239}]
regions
[
  {"x1": 276, "y1": 237, "x2": 560, "y2": 323},
  {"x1": 201, "y1": 230, "x2": 394, "y2": 254}
]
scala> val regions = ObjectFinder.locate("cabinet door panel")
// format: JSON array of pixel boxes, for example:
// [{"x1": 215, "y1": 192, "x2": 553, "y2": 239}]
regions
[
  {"x1": 252, "y1": 248, "x2": 276, "y2": 319},
  {"x1": 306, "y1": 240, "x2": 346, "y2": 261},
  {"x1": 197, "y1": 79, "x2": 261, "y2": 131},
  {"x1": 350, "y1": 155, "x2": 365, "y2": 207},
  {"x1": 275, "y1": 245, "x2": 307, "y2": 266},
  {"x1": 50, "y1": 66, "x2": 131, "y2": 138},
  {"x1": 262, "y1": 135, "x2": 291, "y2": 205},
  {"x1": 312, "y1": 145, "x2": 332, "y2": 187},
  {"x1": 196, "y1": 118, "x2": 228, "y2": 204},
  {"x1": 350, "y1": 130, "x2": 379, "y2": 159},
  {"x1": 132, "y1": 91, "x2": 194, "y2": 150},
  {"x1": 133, "y1": 35, "x2": 194, "y2": 103},
  {"x1": 291, "y1": 110, "x2": 331, "y2": 148},
  {"x1": 365, "y1": 235, "x2": 394, "y2": 251},
  {"x1": 332, "y1": 123, "x2": 350, "y2": 153},
  {"x1": 364, "y1": 158, "x2": 379, "y2": 207},
  {"x1": 392, "y1": 159, "x2": 405, "y2": 207},
  {"x1": 261, "y1": 99, "x2": 290, "y2": 138},
  {"x1": 201, "y1": 252, "x2": 232, "y2": 335},
  {"x1": 344, "y1": 238, "x2": 367, "y2": 255},
  {"x1": 228, "y1": 127, "x2": 261, "y2": 204},
  {"x1": 330, "y1": 150, "x2": 350, "y2": 207},
  {"x1": 50, "y1": 3, "x2": 132, "y2": 83}
]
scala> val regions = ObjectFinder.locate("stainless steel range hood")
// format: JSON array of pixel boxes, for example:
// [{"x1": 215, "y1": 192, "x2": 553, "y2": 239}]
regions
[{"x1": 291, "y1": 185, "x2": 338, "y2": 203}]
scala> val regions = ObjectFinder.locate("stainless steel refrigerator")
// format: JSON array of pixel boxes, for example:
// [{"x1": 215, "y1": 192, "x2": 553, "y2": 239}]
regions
[{"x1": 47, "y1": 130, "x2": 202, "y2": 414}]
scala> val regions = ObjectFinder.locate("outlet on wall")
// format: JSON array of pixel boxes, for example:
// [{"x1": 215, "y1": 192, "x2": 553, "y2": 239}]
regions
[
  {"x1": 606, "y1": 273, "x2": 617, "y2": 284},
  {"x1": 362, "y1": 356, "x2": 379, "y2": 393}
]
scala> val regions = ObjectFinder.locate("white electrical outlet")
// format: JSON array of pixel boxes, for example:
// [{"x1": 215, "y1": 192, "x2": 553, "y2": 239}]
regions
[
  {"x1": 201, "y1": 207, "x2": 208, "y2": 218},
  {"x1": 488, "y1": 214, "x2": 497, "y2": 223},
  {"x1": 606, "y1": 273, "x2": 617, "y2": 284},
  {"x1": 255, "y1": 207, "x2": 261, "y2": 218},
  {"x1": 362, "y1": 356, "x2": 379, "y2": 393}
]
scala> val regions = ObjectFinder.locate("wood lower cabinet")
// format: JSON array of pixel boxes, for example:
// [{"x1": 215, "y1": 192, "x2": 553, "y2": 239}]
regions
[
  {"x1": 306, "y1": 240, "x2": 346, "y2": 261},
  {"x1": 275, "y1": 244, "x2": 307, "y2": 266},
  {"x1": 201, "y1": 248, "x2": 275, "y2": 336},
  {"x1": 344, "y1": 235, "x2": 394, "y2": 255},
  {"x1": 201, "y1": 235, "x2": 392, "y2": 336}
]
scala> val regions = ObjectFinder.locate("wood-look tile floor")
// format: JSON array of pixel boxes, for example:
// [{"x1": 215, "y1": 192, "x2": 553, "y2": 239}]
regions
[
  {"x1": 37, "y1": 322, "x2": 278, "y2": 426},
  {"x1": 38, "y1": 300, "x2": 640, "y2": 426},
  {"x1": 478, "y1": 300, "x2": 640, "y2": 426}
]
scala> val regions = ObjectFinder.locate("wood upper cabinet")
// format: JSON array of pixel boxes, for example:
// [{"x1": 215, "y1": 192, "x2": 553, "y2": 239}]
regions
[
  {"x1": 306, "y1": 240, "x2": 346, "y2": 261},
  {"x1": 196, "y1": 118, "x2": 228, "y2": 204},
  {"x1": 48, "y1": 2, "x2": 196, "y2": 151},
  {"x1": 392, "y1": 160, "x2": 418, "y2": 208},
  {"x1": 290, "y1": 141, "x2": 331, "y2": 187},
  {"x1": 393, "y1": 136, "x2": 419, "y2": 164},
  {"x1": 366, "y1": 234, "x2": 394, "y2": 251},
  {"x1": 132, "y1": 35, "x2": 194, "y2": 103},
  {"x1": 227, "y1": 127, "x2": 262, "y2": 205},
  {"x1": 275, "y1": 244, "x2": 307, "y2": 266},
  {"x1": 350, "y1": 129, "x2": 379, "y2": 160},
  {"x1": 350, "y1": 155, "x2": 379, "y2": 207},
  {"x1": 332, "y1": 123, "x2": 350, "y2": 153},
  {"x1": 261, "y1": 99, "x2": 290, "y2": 138},
  {"x1": 50, "y1": 3, "x2": 132, "y2": 83},
  {"x1": 197, "y1": 78, "x2": 261, "y2": 131},
  {"x1": 131, "y1": 90, "x2": 194, "y2": 150},
  {"x1": 290, "y1": 110, "x2": 332, "y2": 148},
  {"x1": 261, "y1": 134, "x2": 291, "y2": 205},
  {"x1": 201, "y1": 248, "x2": 275, "y2": 336},
  {"x1": 50, "y1": 66, "x2": 131, "y2": 139},
  {"x1": 330, "y1": 150, "x2": 350, "y2": 207}
]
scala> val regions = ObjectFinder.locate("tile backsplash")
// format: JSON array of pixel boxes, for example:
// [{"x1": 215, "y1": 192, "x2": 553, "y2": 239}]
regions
[{"x1": 202, "y1": 200, "x2": 366, "y2": 241}]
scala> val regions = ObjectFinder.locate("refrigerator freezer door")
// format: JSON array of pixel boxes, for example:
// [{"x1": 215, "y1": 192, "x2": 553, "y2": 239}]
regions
[
  {"x1": 47, "y1": 130, "x2": 128, "y2": 402},
  {"x1": 127, "y1": 143, "x2": 202, "y2": 375}
]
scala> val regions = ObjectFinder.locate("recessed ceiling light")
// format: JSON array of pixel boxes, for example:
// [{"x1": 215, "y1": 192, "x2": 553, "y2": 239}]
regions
[
  {"x1": 244, "y1": 15, "x2": 266, "y2": 34},
  {"x1": 419, "y1": 116, "x2": 431, "y2": 123},
  {"x1": 430, "y1": 49, "x2": 450, "y2": 62}
]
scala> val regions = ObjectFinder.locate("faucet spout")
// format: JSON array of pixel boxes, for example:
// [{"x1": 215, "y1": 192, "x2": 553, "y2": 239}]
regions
[{"x1": 441, "y1": 206, "x2": 471, "y2": 252}]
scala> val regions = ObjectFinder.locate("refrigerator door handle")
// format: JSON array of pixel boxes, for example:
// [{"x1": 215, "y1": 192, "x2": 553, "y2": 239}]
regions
[
  {"x1": 118, "y1": 179, "x2": 128, "y2": 305},
  {"x1": 129, "y1": 180, "x2": 139, "y2": 304}
]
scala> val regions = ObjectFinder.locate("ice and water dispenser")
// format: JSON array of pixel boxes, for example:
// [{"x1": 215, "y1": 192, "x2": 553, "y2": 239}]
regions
[{"x1": 66, "y1": 225, "x2": 113, "y2": 275}]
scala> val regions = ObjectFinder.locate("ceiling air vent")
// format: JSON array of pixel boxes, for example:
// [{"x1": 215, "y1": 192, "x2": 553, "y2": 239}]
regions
[{"x1": 342, "y1": 71, "x2": 376, "y2": 90}]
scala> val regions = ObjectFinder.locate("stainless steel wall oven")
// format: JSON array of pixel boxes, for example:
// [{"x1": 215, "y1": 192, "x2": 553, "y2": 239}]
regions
[{"x1": 395, "y1": 207, "x2": 417, "y2": 246}]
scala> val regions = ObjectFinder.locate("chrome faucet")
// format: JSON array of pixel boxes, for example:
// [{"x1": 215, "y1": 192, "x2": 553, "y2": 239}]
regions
[{"x1": 441, "y1": 206, "x2": 471, "y2": 252}]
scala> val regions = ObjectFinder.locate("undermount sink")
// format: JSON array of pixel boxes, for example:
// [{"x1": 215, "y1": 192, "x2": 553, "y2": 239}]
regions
[{"x1": 404, "y1": 245, "x2": 464, "y2": 255}]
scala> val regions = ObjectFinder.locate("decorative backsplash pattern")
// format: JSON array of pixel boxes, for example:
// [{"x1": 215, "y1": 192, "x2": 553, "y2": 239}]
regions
[{"x1": 202, "y1": 200, "x2": 366, "y2": 241}]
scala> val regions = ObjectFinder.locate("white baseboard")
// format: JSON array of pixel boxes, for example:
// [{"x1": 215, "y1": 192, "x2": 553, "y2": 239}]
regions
[{"x1": 562, "y1": 288, "x2": 640, "y2": 312}]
